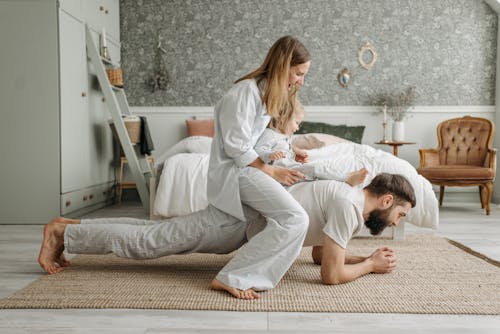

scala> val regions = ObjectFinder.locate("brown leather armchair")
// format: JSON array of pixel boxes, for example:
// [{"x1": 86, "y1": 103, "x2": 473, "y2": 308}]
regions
[{"x1": 417, "y1": 116, "x2": 496, "y2": 215}]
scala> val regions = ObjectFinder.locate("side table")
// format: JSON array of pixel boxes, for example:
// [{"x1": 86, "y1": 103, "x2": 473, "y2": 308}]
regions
[{"x1": 375, "y1": 141, "x2": 416, "y2": 157}]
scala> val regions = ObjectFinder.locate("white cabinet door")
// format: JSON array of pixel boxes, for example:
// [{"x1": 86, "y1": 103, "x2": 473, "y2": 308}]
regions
[
  {"x1": 59, "y1": 10, "x2": 90, "y2": 193},
  {"x1": 86, "y1": 28, "x2": 118, "y2": 187},
  {"x1": 59, "y1": 0, "x2": 82, "y2": 20},
  {"x1": 86, "y1": 73, "x2": 115, "y2": 187},
  {"x1": 83, "y1": 0, "x2": 120, "y2": 42}
]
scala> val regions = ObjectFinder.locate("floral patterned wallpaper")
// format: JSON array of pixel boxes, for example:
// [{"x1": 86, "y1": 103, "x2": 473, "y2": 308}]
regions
[{"x1": 119, "y1": 0, "x2": 497, "y2": 106}]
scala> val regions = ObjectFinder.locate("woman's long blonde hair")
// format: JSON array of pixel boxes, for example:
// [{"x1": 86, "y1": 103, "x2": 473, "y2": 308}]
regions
[{"x1": 235, "y1": 36, "x2": 310, "y2": 118}]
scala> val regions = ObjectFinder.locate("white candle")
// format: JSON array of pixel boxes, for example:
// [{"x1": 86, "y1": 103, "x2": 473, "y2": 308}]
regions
[
  {"x1": 383, "y1": 105, "x2": 387, "y2": 123},
  {"x1": 102, "y1": 28, "x2": 107, "y2": 48}
]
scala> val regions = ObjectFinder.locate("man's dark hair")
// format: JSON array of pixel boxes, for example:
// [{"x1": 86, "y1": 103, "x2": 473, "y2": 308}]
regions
[{"x1": 364, "y1": 173, "x2": 416, "y2": 208}]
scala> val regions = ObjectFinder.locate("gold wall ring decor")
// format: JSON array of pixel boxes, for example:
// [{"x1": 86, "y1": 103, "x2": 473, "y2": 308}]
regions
[
  {"x1": 338, "y1": 67, "x2": 351, "y2": 88},
  {"x1": 358, "y1": 42, "x2": 378, "y2": 69}
]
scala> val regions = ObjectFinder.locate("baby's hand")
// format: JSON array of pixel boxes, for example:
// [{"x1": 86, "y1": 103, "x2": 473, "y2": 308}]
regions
[
  {"x1": 269, "y1": 151, "x2": 286, "y2": 161},
  {"x1": 294, "y1": 148, "x2": 309, "y2": 163}
]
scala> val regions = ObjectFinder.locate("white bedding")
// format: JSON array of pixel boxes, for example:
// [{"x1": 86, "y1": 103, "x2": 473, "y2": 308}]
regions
[
  {"x1": 153, "y1": 139, "x2": 439, "y2": 229},
  {"x1": 153, "y1": 153, "x2": 210, "y2": 218}
]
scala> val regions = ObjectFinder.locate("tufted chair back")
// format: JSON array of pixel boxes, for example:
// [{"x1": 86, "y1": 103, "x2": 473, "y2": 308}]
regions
[{"x1": 437, "y1": 116, "x2": 494, "y2": 166}]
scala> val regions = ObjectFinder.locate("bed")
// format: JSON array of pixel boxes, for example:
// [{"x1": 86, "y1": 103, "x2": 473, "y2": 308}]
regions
[{"x1": 150, "y1": 121, "x2": 439, "y2": 240}]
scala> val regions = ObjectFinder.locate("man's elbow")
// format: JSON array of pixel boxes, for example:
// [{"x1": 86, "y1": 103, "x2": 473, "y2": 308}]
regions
[
  {"x1": 320, "y1": 272, "x2": 345, "y2": 285},
  {"x1": 321, "y1": 276, "x2": 343, "y2": 285}
]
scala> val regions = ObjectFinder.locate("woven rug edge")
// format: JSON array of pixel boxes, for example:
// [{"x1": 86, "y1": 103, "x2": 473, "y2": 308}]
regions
[{"x1": 446, "y1": 238, "x2": 500, "y2": 267}]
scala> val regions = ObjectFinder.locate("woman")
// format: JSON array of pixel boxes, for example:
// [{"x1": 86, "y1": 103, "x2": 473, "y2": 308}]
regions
[{"x1": 208, "y1": 36, "x2": 312, "y2": 299}]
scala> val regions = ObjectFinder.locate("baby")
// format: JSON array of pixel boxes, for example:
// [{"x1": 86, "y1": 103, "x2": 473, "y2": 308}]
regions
[{"x1": 255, "y1": 103, "x2": 368, "y2": 186}]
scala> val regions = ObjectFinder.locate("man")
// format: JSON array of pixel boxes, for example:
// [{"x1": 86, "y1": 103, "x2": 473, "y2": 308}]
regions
[{"x1": 38, "y1": 173, "x2": 416, "y2": 299}]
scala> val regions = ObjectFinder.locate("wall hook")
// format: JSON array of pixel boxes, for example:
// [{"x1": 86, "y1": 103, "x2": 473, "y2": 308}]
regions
[{"x1": 157, "y1": 33, "x2": 167, "y2": 54}]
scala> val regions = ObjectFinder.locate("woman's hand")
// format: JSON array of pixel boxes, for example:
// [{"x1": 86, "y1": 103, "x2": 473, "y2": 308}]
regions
[
  {"x1": 368, "y1": 247, "x2": 396, "y2": 273},
  {"x1": 267, "y1": 166, "x2": 305, "y2": 186},
  {"x1": 249, "y1": 158, "x2": 304, "y2": 186}
]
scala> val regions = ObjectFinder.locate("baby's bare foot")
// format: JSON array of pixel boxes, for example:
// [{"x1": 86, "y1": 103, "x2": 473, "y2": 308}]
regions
[
  {"x1": 56, "y1": 252, "x2": 71, "y2": 268},
  {"x1": 346, "y1": 168, "x2": 369, "y2": 186}
]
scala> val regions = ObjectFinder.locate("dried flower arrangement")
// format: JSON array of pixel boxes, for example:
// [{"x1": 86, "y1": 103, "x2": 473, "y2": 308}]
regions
[{"x1": 371, "y1": 86, "x2": 418, "y2": 122}]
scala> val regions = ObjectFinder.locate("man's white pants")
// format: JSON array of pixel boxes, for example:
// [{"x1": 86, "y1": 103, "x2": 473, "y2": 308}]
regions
[
  {"x1": 214, "y1": 167, "x2": 309, "y2": 291},
  {"x1": 64, "y1": 205, "x2": 254, "y2": 258}
]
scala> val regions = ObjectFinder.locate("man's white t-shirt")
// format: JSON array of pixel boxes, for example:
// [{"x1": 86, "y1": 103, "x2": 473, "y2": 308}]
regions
[{"x1": 287, "y1": 180, "x2": 365, "y2": 248}]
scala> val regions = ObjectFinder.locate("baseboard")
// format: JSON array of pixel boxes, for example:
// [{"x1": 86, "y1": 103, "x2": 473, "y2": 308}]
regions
[
  {"x1": 66, "y1": 199, "x2": 116, "y2": 219},
  {"x1": 0, "y1": 199, "x2": 114, "y2": 225},
  {"x1": 432, "y1": 187, "x2": 495, "y2": 204}
]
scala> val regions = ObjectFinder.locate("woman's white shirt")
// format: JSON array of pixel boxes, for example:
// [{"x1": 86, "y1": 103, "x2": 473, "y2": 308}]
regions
[{"x1": 208, "y1": 79, "x2": 270, "y2": 221}]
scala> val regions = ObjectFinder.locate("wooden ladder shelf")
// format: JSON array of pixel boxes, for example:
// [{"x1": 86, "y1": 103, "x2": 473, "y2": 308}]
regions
[{"x1": 85, "y1": 25, "x2": 152, "y2": 211}]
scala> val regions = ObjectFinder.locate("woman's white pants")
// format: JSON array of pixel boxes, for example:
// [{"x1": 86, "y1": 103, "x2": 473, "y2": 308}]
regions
[{"x1": 214, "y1": 167, "x2": 309, "y2": 291}]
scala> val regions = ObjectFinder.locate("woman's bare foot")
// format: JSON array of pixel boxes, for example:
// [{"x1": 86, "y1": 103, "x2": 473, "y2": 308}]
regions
[
  {"x1": 38, "y1": 219, "x2": 68, "y2": 274},
  {"x1": 211, "y1": 279, "x2": 260, "y2": 300},
  {"x1": 346, "y1": 168, "x2": 369, "y2": 186}
]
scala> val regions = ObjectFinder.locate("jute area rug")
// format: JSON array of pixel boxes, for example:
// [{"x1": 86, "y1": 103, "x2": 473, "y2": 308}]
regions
[{"x1": 1, "y1": 235, "x2": 499, "y2": 314}]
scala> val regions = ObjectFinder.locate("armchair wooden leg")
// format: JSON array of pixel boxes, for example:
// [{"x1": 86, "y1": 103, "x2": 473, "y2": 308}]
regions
[
  {"x1": 439, "y1": 185, "x2": 445, "y2": 207},
  {"x1": 479, "y1": 185, "x2": 485, "y2": 209},
  {"x1": 485, "y1": 182, "x2": 492, "y2": 215}
]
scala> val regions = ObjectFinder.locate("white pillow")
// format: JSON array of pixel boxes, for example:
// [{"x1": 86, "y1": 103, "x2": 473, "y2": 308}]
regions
[
  {"x1": 292, "y1": 133, "x2": 347, "y2": 149},
  {"x1": 154, "y1": 136, "x2": 212, "y2": 168}
]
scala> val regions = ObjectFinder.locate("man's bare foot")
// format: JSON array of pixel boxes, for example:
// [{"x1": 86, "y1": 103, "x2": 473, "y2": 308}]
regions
[
  {"x1": 55, "y1": 252, "x2": 71, "y2": 268},
  {"x1": 51, "y1": 217, "x2": 80, "y2": 267},
  {"x1": 52, "y1": 217, "x2": 80, "y2": 225},
  {"x1": 211, "y1": 279, "x2": 260, "y2": 300},
  {"x1": 346, "y1": 168, "x2": 369, "y2": 186},
  {"x1": 38, "y1": 219, "x2": 68, "y2": 274}
]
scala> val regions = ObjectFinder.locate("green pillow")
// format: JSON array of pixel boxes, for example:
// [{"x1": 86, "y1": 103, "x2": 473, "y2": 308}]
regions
[{"x1": 295, "y1": 121, "x2": 365, "y2": 144}]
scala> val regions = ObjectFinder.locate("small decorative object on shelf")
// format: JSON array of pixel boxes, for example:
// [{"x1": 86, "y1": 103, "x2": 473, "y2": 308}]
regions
[
  {"x1": 338, "y1": 67, "x2": 351, "y2": 88},
  {"x1": 101, "y1": 28, "x2": 110, "y2": 59},
  {"x1": 106, "y1": 67, "x2": 124, "y2": 88},
  {"x1": 370, "y1": 86, "x2": 418, "y2": 142},
  {"x1": 392, "y1": 120, "x2": 405, "y2": 141},
  {"x1": 380, "y1": 106, "x2": 389, "y2": 143}
]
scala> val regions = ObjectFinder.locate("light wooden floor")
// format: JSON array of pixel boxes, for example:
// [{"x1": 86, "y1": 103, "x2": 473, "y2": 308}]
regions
[{"x1": 1, "y1": 202, "x2": 499, "y2": 333}]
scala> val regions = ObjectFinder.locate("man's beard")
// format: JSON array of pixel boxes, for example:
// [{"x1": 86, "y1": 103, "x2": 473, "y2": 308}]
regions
[{"x1": 364, "y1": 209, "x2": 391, "y2": 235}]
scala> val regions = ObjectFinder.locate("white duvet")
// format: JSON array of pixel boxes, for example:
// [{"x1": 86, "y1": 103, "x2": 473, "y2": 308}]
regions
[{"x1": 154, "y1": 139, "x2": 439, "y2": 229}]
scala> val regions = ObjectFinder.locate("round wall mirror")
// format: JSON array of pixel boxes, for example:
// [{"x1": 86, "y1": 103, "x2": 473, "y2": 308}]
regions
[
  {"x1": 338, "y1": 68, "x2": 351, "y2": 88},
  {"x1": 358, "y1": 43, "x2": 378, "y2": 69}
]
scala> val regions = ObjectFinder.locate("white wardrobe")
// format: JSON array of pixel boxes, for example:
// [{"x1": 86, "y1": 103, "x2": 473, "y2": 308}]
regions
[{"x1": 0, "y1": 0, "x2": 121, "y2": 224}]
